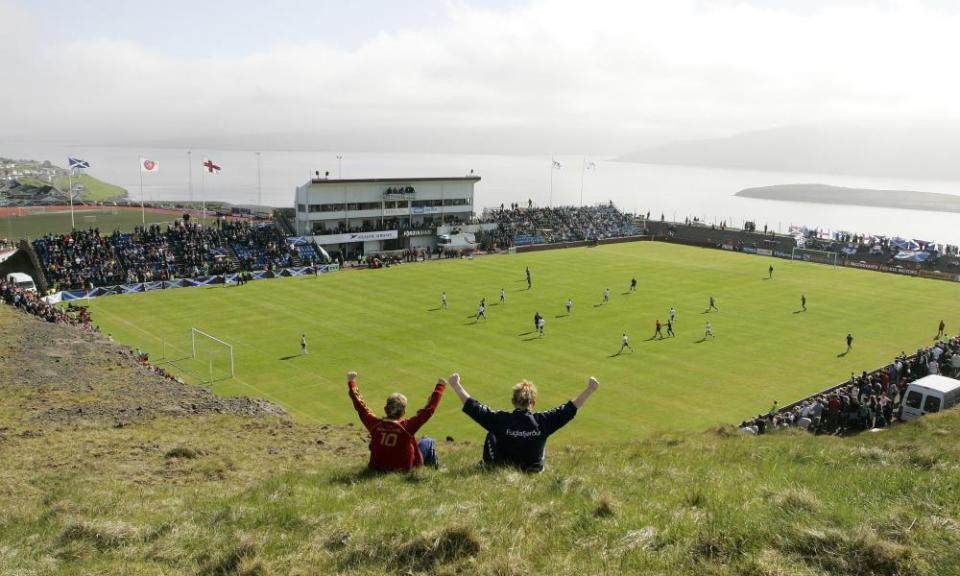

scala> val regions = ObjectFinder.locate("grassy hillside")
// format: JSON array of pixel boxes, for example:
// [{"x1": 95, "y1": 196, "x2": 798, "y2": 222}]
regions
[
  {"x1": 54, "y1": 173, "x2": 127, "y2": 202},
  {"x1": 2, "y1": 306, "x2": 960, "y2": 575},
  {"x1": 84, "y1": 242, "x2": 960, "y2": 441}
]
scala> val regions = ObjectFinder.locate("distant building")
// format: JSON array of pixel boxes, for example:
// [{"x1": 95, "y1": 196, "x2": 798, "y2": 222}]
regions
[{"x1": 294, "y1": 176, "x2": 481, "y2": 256}]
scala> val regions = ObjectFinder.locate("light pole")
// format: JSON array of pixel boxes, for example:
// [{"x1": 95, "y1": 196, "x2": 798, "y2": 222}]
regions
[
  {"x1": 550, "y1": 158, "x2": 561, "y2": 207},
  {"x1": 579, "y1": 159, "x2": 595, "y2": 207},
  {"x1": 337, "y1": 154, "x2": 342, "y2": 179}
]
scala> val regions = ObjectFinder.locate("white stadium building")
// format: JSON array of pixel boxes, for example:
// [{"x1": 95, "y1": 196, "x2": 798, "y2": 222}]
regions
[{"x1": 294, "y1": 175, "x2": 484, "y2": 257}]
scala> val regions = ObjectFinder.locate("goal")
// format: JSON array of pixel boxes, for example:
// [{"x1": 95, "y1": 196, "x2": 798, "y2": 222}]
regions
[
  {"x1": 191, "y1": 328, "x2": 235, "y2": 382},
  {"x1": 790, "y1": 247, "x2": 838, "y2": 267}
]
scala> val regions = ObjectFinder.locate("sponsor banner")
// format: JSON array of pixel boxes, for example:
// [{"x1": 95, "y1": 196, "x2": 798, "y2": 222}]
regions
[
  {"x1": 403, "y1": 229, "x2": 434, "y2": 237},
  {"x1": 311, "y1": 230, "x2": 397, "y2": 244},
  {"x1": 756, "y1": 248, "x2": 773, "y2": 257},
  {"x1": 741, "y1": 246, "x2": 758, "y2": 254},
  {"x1": 513, "y1": 234, "x2": 545, "y2": 246},
  {"x1": 773, "y1": 251, "x2": 793, "y2": 259},
  {"x1": 721, "y1": 243, "x2": 734, "y2": 251},
  {"x1": 411, "y1": 207, "x2": 440, "y2": 215},
  {"x1": 846, "y1": 261, "x2": 880, "y2": 271},
  {"x1": 880, "y1": 265, "x2": 918, "y2": 276}
]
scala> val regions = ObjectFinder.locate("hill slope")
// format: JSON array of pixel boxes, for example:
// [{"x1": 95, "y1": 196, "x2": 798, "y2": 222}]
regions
[
  {"x1": 2, "y1": 307, "x2": 960, "y2": 575},
  {"x1": 619, "y1": 123, "x2": 960, "y2": 181}
]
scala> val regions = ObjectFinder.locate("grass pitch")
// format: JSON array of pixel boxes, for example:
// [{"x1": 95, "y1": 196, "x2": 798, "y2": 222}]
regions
[{"x1": 84, "y1": 242, "x2": 960, "y2": 442}]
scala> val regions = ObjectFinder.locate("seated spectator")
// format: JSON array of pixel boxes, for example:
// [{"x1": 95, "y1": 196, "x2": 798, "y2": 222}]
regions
[
  {"x1": 346, "y1": 370, "x2": 446, "y2": 472},
  {"x1": 447, "y1": 372, "x2": 599, "y2": 472}
]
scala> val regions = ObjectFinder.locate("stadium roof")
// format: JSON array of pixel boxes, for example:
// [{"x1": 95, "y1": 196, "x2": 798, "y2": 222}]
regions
[{"x1": 308, "y1": 176, "x2": 481, "y2": 184}]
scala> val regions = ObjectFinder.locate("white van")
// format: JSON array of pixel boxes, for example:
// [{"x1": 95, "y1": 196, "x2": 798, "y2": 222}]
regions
[
  {"x1": 5, "y1": 272, "x2": 36, "y2": 292},
  {"x1": 901, "y1": 375, "x2": 960, "y2": 421}
]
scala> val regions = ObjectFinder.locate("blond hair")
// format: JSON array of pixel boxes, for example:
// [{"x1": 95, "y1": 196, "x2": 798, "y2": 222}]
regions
[
  {"x1": 512, "y1": 380, "x2": 538, "y2": 410},
  {"x1": 384, "y1": 393, "x2": 408, "y2": 419}
]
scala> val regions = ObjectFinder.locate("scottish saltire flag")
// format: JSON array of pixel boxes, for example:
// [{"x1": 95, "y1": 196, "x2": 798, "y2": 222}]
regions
[
  {"x1": 203, "y1": 158, "x2": 221, "y2": 173},
  {"x1": 68, "y1": 157, "x2": 90, "y2": 170}
]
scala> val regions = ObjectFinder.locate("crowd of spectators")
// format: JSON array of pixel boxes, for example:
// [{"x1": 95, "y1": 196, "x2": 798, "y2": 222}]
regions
[
  {"x1": 486, "y1": 204, "x2": 635, "y2": 249},
  {"x1": 741, "y1": 335, "x2": 960, "y2": 436},
  {"x1": 222, "y1": 220, "x2": 299, "y2": 272},
  {"x1": 1, "y1": 276, "x2": 94, "y2": 328},
  {"x1": 32, "y1": 229, "x2": 126, "y2": 290},
  {"x1": 31, "y1": 218, "x2": 325, "y2": 291}
]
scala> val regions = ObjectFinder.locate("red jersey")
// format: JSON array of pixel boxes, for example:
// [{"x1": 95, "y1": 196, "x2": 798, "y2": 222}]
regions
[{"x1": 348, "y1": 380, "x2": 445, "y2": 472}]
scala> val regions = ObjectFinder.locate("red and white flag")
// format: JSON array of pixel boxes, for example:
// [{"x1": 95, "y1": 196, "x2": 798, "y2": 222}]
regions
[
  {"x1": 140, "y1": 158, "x2": 159, "y2": 173},
  {"x1": 203, "y1": 158, "x2": 221, "y2": 173}
]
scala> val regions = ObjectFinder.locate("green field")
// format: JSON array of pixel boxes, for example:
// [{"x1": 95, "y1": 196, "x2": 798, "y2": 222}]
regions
[
  {"x1": 2, "y1": 208, "x2": 176, "y2": 240},
  {"x1": 84, "y1": 242, "x2": 960, "y2": 442}
]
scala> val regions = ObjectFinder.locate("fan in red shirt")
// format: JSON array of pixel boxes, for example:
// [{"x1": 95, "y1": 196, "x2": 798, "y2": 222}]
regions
[{"x1": 347, "y1": 371, "x2": 446, "y2": 472}]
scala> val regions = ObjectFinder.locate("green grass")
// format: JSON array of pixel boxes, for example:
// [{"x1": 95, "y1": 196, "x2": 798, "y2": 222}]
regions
[
  {"x1": 84, "y1": 242, "x2": 960, "y2": 443},
  {"x1": 54, "y1": 173, "x2": 128, "y2": 202},
  {"x1": 1, "y1": 208, "x2": 176, "y2": 240},
  {"x1": 3, "y1": 410, "x2": 960, "y2": 575}
]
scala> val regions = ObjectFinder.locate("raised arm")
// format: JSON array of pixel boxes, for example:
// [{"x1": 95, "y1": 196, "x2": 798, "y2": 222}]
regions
[
  {"x1": 346, "y1": 371, "x2": 380, "y2": 431},
  {"x1": 448, "y1": 373, "x2": 471, "y2": 404},
  {"x1": 572, "y1": 376, "x2": 600, "y2": 409},
  {"x1": 403, "y1": 378, "x2": 447, "y2": 433}
]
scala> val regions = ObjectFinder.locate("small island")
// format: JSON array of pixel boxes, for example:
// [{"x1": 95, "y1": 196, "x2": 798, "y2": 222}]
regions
[{"x1": 736, "y1": 183, "x2": 960, "y2": 213}]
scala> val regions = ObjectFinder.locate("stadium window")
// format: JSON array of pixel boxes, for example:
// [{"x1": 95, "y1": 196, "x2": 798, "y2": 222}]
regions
[
  {"x1": 308, "y1": 204, "x2": 323, "y2": 213},
  {"x1": 384, "y1": 201, "x2": 396, "y2": 209},
  {"x1": 320, "y1": 204, "x2": 344, "y2": 212},
  {"x1": 298, "y1": 204, "x2": 307, "y2": 213},
  {"x1": 443, "y1": 198, "x2": 468, "y2": 206},
  {"x1": 396, "y1": 200, "x2": 409, "y2": 208}
]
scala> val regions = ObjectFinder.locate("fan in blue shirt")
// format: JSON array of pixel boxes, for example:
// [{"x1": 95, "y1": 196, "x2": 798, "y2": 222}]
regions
[{"x1": 448, "y1": 373, "x2": 599, "y2": 473}]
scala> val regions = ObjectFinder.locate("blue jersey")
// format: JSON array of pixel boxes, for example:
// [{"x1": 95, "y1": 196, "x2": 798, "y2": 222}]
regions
[{"x1": 463, "y1": 398, "x2": 577, "y2": 472}]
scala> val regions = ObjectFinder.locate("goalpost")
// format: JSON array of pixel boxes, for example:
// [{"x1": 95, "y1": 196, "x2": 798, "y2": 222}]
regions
[
  {"x1": 191, "y1": 328, "x2": 235, "y2": 381},
  {"x1": 790, "y1": 247, "x2": 839, "y2": 268}
]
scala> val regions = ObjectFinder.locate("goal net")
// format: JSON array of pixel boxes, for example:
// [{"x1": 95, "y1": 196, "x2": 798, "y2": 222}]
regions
[
  {"x1": 791, "y1": 247, "x2": 838, "y2": 267},
  {"x1": 190, "y1": 328, "x2": 235, "y2": 383}
]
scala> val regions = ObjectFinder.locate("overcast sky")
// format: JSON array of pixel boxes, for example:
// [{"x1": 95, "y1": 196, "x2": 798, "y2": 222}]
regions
[{"x1": 3, "y1": 0, "x2": 960, "y2": 154}]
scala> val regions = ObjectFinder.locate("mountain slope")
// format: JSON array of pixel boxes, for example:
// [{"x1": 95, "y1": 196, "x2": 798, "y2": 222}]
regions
[{"x1": 620, "y1": 124, "x2": 960, "y2": 181}]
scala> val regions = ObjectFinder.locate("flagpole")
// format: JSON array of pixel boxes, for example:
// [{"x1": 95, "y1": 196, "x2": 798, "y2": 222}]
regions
[
  {"x1": 68, "y1": 169, "x2": 75, "y2": 229},
  {"x1": 549, "y1": 157, "x2": 554, "y2": 208},
  {"x1": 139, "y1": 156, "x2": 145, "y2": 226},
  {"x1": 187, "y1": 150, "x2": 193, "y2": 205},
  {"x1": 201, "y1": 159, "x2": 206, "y2": 227},
  {"x1": 579, "y1": 157, "x2": 585, "y2": 208}
]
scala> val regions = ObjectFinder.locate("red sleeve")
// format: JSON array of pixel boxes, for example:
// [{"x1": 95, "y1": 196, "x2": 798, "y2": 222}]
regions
[
  {"x1": 348, "y1": 380, "x2": 381, "y2": 432},
  {"x1": 401, "y1": 382, "x2": 446, "y2": 434}
]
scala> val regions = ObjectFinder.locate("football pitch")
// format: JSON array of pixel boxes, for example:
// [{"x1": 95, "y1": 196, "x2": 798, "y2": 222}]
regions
[{"x1": 83, "y1": 242, "x2": 960, "y2": 442}]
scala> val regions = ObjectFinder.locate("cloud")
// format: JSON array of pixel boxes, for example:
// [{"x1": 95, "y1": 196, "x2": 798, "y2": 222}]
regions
[{"x1": 3, "y1": 0, "x2": 960, "y2": 152}]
